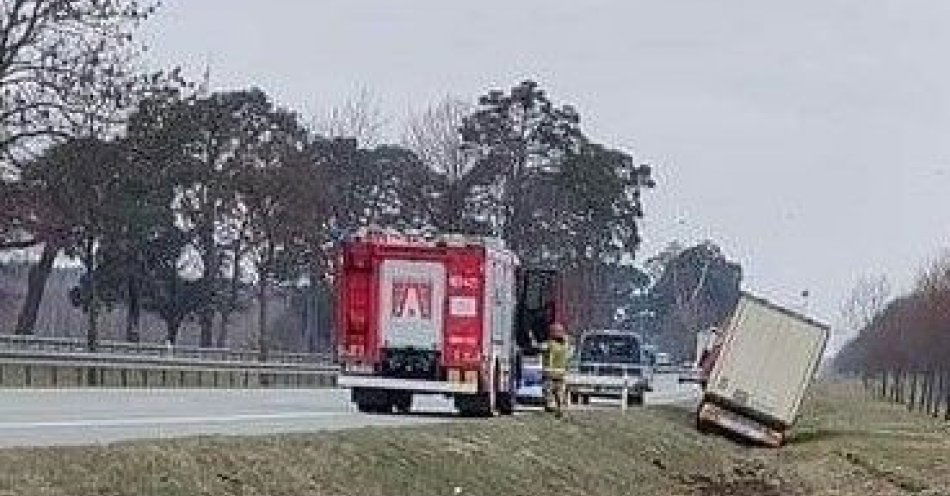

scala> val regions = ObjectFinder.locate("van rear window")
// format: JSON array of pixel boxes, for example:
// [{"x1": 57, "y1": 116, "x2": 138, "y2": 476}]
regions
[{"x1": 580, "y1": 334, "x2": 641, "y2": 364}]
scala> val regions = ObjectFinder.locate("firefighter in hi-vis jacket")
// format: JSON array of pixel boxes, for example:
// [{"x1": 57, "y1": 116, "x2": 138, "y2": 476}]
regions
[{"x1": 540, "y1": 322, "x2": 571, "y2": 417}]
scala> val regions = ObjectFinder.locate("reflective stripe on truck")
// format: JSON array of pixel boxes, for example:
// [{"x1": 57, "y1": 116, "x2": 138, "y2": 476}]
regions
[{"x1": 338, "y1": 375, "x2": 479, "y2": 394}]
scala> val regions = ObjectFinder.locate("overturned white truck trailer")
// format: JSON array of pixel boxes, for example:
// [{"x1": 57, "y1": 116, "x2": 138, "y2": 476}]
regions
[{"x1": 696, "y1": 292, "x2": 829, "y2": 447}]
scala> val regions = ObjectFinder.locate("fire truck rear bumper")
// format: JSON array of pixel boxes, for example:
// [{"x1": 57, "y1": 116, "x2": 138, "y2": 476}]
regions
[{"x1": 338, "y1": 375, "x2": 480, "y2": 394}]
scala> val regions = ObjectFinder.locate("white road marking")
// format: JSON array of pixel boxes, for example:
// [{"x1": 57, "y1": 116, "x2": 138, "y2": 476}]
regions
[{"x1": 0, "y1": 411, "x2": 351, "y2": 430}]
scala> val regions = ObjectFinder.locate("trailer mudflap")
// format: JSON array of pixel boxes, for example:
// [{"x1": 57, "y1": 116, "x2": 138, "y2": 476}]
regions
[
  {"x1": 698, "y1": 402, "x2": 785, "y2": 447},
  {"x1": 339, "y1": 375, "x2": 479, "y2": 394}
]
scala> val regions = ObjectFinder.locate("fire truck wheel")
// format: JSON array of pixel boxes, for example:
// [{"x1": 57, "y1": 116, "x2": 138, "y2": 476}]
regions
[
  {"x1": 353, "y1": 388, "x2": 394, "y2": 414},
  {"x1": 455, "y1": 394, "x2": 494, "y2": 417},
  {"x1": 356, "y1": 402, "x2": 391, "y2": 414}
]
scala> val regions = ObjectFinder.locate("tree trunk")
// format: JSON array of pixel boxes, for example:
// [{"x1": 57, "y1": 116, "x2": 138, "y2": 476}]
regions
[
  {"x1": 945, "y1": 370, "x2": 950, "y2": 421},
  {"x1": 165, "y1": 316, "x2": 182, "y2": 345},
  {"x1": 84, "y1": 241, "x2": 98, "y2": 353},
  {"x1": 936, "y1": 371, "x2": 945, "y2": 418},
  {"x1": 217, "y1": 311, "x2": 230, "y2": 349},
  {"x1": 14, "y1": 242, "x2": 58, "y2": 335},
  {"x1": 909, "y1": 373, "x2": 918, "y2": 411},
  {"x1": 943, "y1": 372, "x2": 950, "y2": 420},
  {"x1": 925, "y1": 371, "x2": 934, "y2": 413},
  {"x1": 881, "y1": 370, "x2": 887, "y2": 399},
  {"x1": 217, "y1": 247, "x2": 242, "y2": 349},
  {"x1": 890, "y1": 369, "x2": 897, "y2": 402},
  {"x1": 126, "y1": 276, "x2": 141, "y2": 343},
  {"x1": 199, "y1": 311, "x2": 214, "y2": 348},
  {"x1": 198, "y1": 197, "x2": 219, "y2": 349},
  {"x1": 899, "y1": 370, "x2": 906, "y2": 404},
  {"x1": 258, "y1": 275, "x2": 268, "y2": 361}
]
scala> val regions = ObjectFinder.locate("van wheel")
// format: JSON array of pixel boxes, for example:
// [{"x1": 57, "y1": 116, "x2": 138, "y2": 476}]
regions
[
  {"x1": 497, "y1": 393, "x2": 514, "y2": 415},
  {"x1": 627, "y1": 393, "x2": 644, "y2": 406},
  {"x1": 393, "y1": 393, "x2": 412, "y2": 414}
]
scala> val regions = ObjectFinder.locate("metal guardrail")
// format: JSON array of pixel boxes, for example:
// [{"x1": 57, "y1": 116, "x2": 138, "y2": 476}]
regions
[
  {"x1": 0, "y1": 334, "x2": 333, "y2": 364},
  {"x1": 0, "y1": 348, "x2": 339, "y2": 389}
]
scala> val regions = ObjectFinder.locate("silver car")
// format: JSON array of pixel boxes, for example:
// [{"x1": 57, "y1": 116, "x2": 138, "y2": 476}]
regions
[{"x1": 568, "y1": 330, "x2": 653, "y2": 405}]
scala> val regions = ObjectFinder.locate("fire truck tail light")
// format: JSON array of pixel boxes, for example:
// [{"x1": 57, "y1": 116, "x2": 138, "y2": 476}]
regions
[{"x1": 342, "y1": 344, "x2": 365, "y2": 357}]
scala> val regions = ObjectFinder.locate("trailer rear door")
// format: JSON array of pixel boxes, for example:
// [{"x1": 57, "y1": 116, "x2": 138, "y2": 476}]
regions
[{"x1": 706, "y1": 293, "x2": 829, "y2": 426}]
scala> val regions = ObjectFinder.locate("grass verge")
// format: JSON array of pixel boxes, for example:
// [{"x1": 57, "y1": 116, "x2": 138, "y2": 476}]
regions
[{"x1": 0, "y1": 382, "x2": 948, "y2": 496}]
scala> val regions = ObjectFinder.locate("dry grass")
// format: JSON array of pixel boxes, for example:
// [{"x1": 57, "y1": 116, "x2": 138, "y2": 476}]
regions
[{"x1": 0, "y1": 382, "x2": 948, "y2": 496}]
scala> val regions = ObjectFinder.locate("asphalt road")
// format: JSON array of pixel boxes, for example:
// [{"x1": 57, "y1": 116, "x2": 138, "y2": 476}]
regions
[
  {"x1": 0, "y1": 381, "x2": 701, "y2": 448},
  {"x1": 0, "y1": 388, "x2": 461, "y2": 448}
]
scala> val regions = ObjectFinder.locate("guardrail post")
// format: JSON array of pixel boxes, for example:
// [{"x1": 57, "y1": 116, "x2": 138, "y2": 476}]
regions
[{"x1": 620, "y1": 372, "x2": 629, "y2": 413}]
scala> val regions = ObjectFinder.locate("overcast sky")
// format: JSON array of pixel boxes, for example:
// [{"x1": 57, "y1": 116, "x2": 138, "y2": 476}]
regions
[{"x1": 143, "y1": 1, "x2": 950, "y2": 341}]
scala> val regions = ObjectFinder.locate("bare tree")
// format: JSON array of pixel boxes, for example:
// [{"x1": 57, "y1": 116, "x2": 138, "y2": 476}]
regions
[
  {"x1": 402, "y1": 96, "x2": 473, "y2": 231},
  {"x1": 314, "y1": 86, "x2": 388, "y2": 148},
  {"x1": 839, "y1": 273, "x2": 891, "y2": 334},
  {"x1": 0, "y1": 0, "x2": 159, "y2": 166},
  {"x1": 403, "y1": 96, "x2": 472, "y2": 180},
  {"x1": 0, "y1": 0, "x2": 163, "y2": 336}
]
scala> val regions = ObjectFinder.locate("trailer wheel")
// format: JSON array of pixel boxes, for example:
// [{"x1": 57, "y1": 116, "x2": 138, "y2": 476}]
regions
[
  {"x1": 695, "y1": 402, "x2": 712, "y2": 433},
  {"x1": 695, "y1": 414, "x2": 710, "y2": 433}
]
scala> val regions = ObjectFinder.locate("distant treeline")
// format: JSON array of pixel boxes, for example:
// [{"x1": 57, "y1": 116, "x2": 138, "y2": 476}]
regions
[{"x1": 835, "y1": 256, "x2": 950, "y2": 417}]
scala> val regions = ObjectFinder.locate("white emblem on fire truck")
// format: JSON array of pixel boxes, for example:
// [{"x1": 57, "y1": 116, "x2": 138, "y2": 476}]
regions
[{"x1": 392, "y1": 280, "x2": 432, "y2": 319}]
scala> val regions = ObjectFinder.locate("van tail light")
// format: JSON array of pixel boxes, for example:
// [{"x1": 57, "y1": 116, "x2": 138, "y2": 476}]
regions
[
  {"x1": 464, "y1": 371, "x2": 479, "y2": 384},
  {"x1": 344, "y1": 363, "x2": 373, "y2": 374}
]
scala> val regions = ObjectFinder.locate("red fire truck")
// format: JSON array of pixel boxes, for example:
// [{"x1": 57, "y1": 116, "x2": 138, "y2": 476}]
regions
[{"x1": 335, "y1": 230, "x2": 559, "y2": 416}]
